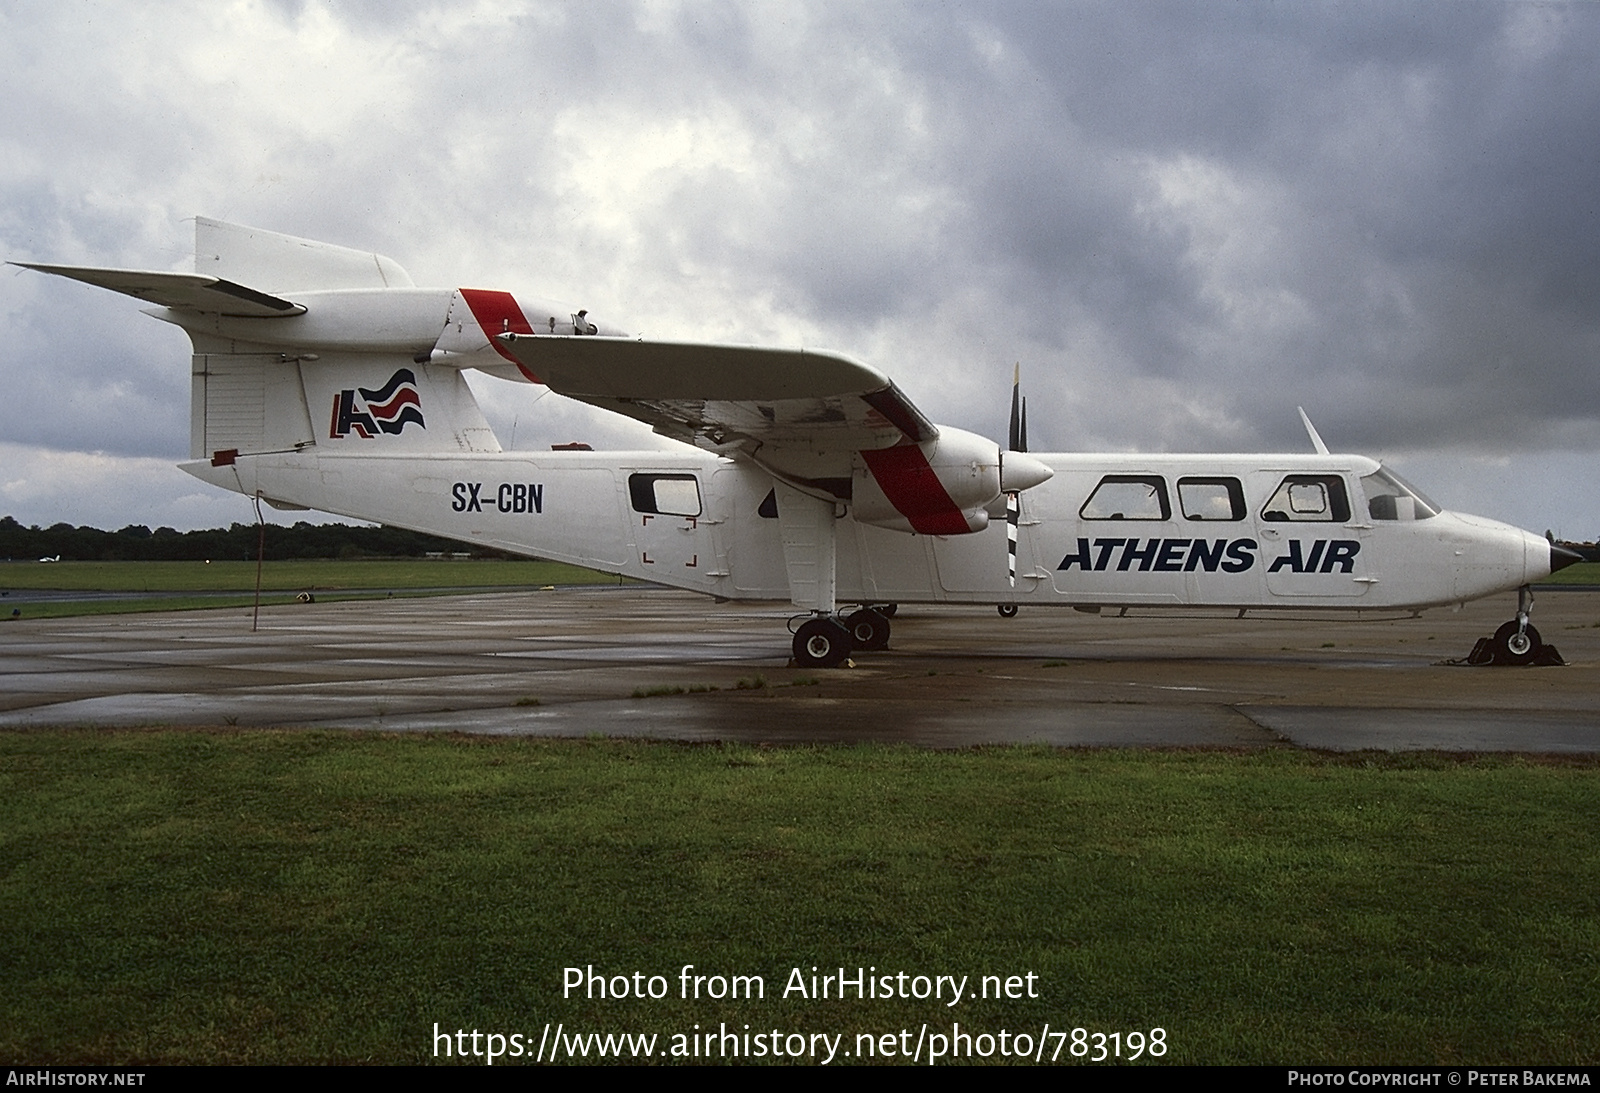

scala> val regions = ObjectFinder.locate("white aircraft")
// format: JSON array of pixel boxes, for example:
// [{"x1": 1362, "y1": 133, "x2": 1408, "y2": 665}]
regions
[{"x1": 16, "y1": 218, "x2": 1580, "y2": 667}]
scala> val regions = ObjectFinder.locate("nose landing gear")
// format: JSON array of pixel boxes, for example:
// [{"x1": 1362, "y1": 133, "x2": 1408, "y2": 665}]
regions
[{"x1": 1467, "y1": 585, "x2": 1564, "y2": 666}]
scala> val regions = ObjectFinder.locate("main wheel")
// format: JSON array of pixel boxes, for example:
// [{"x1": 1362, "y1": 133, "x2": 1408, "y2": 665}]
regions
[
  {"x1": 997, "y1": 604, "x2": 1018, "y2": 618},
  {"x1": 1492, "y1": 620, "x2": 1542, "y2": 666},
  {"x1": 793, "y1": 618, "x2": 852, "y2": 669},
  {"x1": 845, "y1": 608, "x2": 891, "y2": 651}
]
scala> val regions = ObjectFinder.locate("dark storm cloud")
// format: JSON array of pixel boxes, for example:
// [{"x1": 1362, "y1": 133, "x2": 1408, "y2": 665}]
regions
[{"x1": 909, "y1": 2, "x2": 1600, "y2": 450}]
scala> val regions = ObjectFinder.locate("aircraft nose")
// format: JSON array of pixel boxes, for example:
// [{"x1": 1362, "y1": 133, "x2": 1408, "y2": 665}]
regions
[{"x1": 1549, "y1": 542, "x2": 1585, "y2": 574}]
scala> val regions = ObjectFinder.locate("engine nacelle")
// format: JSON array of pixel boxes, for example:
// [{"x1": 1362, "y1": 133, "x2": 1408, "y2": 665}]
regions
[{"x1": 852, "y1": 427, "x2": 1002, "y2": 535}]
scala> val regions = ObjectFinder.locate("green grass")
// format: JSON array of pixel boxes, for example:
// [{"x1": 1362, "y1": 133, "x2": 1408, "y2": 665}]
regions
[
  {"x1": 1541, "y1": 561, "x2": 1600, "y2": 585},
  {"x1": 0, "y1": 559, "x2": 626, "y2": 619},
  {"x1": 1, "y1": 735, "x2": 1595, "y2": 1065},
  {"x1": 0, "y1": 558, "x2": 619, "y2": 592}
]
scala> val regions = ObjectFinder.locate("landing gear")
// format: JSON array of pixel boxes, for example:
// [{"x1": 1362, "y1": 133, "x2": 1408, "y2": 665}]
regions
[
  {"x1": 1465, "y1": 584, "x2": 1563, "y2": 666},
  {"x1": 845, "y1": 608, "x2": 891, "y2": 651},
  {"x1": 1491, "y1": 620, "x2": 1542, "y2": 666},
  {"x1": 997, "y1": 604, "x2": 1018, "y2": 618},
  {"x1": 791, "y1": 606, "x2": 895, "y2": 667},
  {"x1": 793, "y1": 617, "x2": 853, "y2": 669}
]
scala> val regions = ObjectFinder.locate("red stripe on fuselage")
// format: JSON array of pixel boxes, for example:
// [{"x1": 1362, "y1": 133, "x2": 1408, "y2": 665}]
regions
[
  {"x1": 859, "y1": 444, "x2": 973, "y2": 535},
  {"x1": 459, "y1": 288, "x2": 542, "y2": 383}
]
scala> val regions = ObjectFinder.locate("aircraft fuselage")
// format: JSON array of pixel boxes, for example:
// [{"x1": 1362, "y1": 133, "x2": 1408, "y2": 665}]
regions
[{"x1": 188, "y1": 447, "x2": 1553, "y2": 614}]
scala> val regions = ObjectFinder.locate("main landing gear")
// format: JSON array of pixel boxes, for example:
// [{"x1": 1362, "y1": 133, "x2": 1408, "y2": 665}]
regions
[
  {"x1": 790, "y1": 606, "x2": 895, "y2": 668},
  {"x1": 1466, "y1": 584, "x2": 1564, "y2": 666}
]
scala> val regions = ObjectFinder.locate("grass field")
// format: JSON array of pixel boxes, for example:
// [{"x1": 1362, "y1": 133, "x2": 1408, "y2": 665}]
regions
[
  {"x1": 0, "y1": 559, "x2": 625, "y2": 618},
  {"x1": 1543, "y1": 561, "x2": 1600, "y2": 585},
  {"x1": 2, "y1": 733, "x2": 1595, "y2": 1065},
  {"x1": 0, "y1": 558, "x2": 621, "y2": 591}
]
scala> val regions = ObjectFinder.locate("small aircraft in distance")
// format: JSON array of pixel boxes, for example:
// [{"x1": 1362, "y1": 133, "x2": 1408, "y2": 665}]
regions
[{"x1": 16, "y1": 219, "x2": 1581, "y2": 668}]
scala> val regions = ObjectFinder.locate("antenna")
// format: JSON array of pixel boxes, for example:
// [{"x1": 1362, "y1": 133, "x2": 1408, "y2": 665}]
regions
[{"x1": 1297, "y1": 406, "x2": 1330, "y2": 456}]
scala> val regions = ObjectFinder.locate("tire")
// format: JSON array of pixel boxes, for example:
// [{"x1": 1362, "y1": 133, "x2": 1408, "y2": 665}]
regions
[
  {"x1": 1492, "y1": 620, "x2": 1541, "y2": 666},
  {"x1": 845, "y1": 608, "x2": 890, "y2": 651},
  {"x1": 793, "y1": 618, "x2": 852, "y2": 669},
  {"x1": 997, "y1": 604, "x2": 1018, "y2": 618}
]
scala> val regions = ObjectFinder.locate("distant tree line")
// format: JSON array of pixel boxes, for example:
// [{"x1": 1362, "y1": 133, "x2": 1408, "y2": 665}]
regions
[{"x1": 0, "y1": 516, "x2": 508, "y2": 562}]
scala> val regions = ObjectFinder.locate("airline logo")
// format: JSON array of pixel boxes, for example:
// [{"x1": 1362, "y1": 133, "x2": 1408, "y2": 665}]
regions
[
  {"x1": 1058, "y1": 537, "x2": 1361, "y2": 574},
  {"x1": 330, "y1": 369, "x2": 425, "y2": 438}
]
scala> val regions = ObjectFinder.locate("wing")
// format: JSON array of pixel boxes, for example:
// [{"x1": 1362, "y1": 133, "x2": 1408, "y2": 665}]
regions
[
  {"x1": 9, "y1": 263, "x2": 305, "y2": 318},
  {"x1": 497, "y1": 333, "x2": 937, "y2": 452}
]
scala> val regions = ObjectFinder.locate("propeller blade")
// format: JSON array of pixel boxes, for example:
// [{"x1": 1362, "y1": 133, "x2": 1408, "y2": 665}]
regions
[
  {"x1": 1003, "y1": 363, "x2": 1045, "y2": 590},
  {"x1": 1007, "y1": 491, "x2": 1019, "y2": 587},
  {"x1": 1006, "y1": 363, "x2": 1023, "y2": 588},
  {"x1": 1008, "y1": 363, "x2": 1023, "y2": 452}
]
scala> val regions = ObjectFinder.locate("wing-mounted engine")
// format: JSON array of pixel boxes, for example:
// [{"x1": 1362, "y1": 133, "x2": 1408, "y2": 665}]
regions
[
  {"x1": 852, "y1": 428, "x2": 1001, "y2": 534},
  {"x1": 850, "y1": 428, "x2": 1057, "y2": 536}
]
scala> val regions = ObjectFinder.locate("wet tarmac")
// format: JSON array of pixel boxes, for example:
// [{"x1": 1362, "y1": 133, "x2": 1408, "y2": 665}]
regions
[{"x1": 2, "y1": 585, "x2": 1599, "y2": 751}]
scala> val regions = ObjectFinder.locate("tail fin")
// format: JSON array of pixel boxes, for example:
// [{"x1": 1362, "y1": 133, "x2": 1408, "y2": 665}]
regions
[
  {"x1": 184, "y1": 220, "x2": 498, "y2": 466},
  {"x1": 19, "y1": 219, "x2": 501, "y2": 473}
]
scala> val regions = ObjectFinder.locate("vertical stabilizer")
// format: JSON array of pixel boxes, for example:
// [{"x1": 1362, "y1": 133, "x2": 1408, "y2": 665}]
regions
[{"x1": 195, "y1": 217, "x2": 415, "y2": 293}]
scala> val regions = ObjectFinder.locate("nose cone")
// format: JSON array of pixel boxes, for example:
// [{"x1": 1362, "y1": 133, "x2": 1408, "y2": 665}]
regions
[
  {"x1": 1000, "y1": 450, "x2": 1053, "y2": 493},
  {"x1": 1550, "y1": 542, "x2": 1586, "y2": 575}
]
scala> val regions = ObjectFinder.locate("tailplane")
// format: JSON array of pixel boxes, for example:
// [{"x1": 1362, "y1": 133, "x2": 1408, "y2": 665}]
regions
[{"x1": 195, "y1": 216, "x2": 414, "y2": 292}]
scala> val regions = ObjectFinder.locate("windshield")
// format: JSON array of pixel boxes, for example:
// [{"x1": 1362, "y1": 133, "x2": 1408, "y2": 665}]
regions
[{"x1": 1361, "y1": 466, "x2": 1440, "y2": 521}]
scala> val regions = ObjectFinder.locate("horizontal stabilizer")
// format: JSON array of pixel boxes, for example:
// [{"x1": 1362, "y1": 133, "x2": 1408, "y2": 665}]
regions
[
  {"x1": 11, "y1": 263, "x2": 304, "y2": 318},
  {"x1": 196, "y1": 217, "x2": 414, "y2": 293}
]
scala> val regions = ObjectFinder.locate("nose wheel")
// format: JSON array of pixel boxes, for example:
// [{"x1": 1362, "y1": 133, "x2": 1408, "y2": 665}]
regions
[
  {"x1": 1468, "y1": 585, "x2": 1563, "y2": 666},
  {"x1": 1490, "y1": 620, "x2": 1542, "y2": 665}
]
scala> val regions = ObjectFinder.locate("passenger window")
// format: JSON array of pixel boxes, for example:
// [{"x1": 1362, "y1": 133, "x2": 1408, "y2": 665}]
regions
[
  {"x1": 629, "y1": 473, "x2": 702, "y2": 517},
  {"x1": 1080, "y1": 475, "x2": 1170, "y2": 521},
  {"x1": 1261, "y1": 475, "x2": 1350, "y2": 523},
  {"x1": 1178, "y1": 477, "x2": 1244, "y2": 521}
]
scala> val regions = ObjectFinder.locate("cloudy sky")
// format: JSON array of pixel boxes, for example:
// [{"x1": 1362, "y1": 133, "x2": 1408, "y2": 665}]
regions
[{"x1": 3, "y1": 0, "x2": 1599, "y2": 537}]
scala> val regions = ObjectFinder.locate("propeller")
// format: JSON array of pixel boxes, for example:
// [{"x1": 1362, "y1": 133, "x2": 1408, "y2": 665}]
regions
[
  {"x1": 1000, "y1": 365, "x2": 1053, "y2": 592},
  {"x1": 1006, "y1": 364, "x2": 1026, "y2": 588}
]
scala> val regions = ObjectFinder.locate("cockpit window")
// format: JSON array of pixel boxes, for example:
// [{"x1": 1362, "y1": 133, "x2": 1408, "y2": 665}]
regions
[
  {"x1": 1178, "y1": 477, "x2": 1245, "y2": 521},
  {"x1": 1080, "y1": 475, "x2": 1170, "y2": 521},
  {"x1": 1261, "y1": 475, "x2": 1351, "y2": 523},
  {"x1": 1361, "y1": 466, "x2": 1440, "y2": 521}
]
